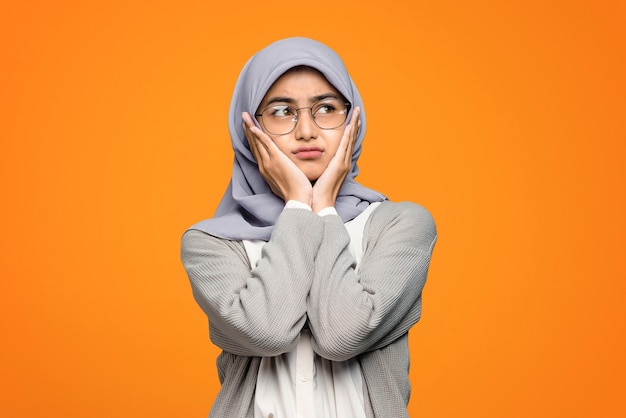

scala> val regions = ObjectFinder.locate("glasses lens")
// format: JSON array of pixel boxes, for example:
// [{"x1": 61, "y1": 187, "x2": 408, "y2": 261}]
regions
[
  {"x1": 312, "y1": 100, "x2": 349, "y2": 129},
  {"x1": 261, "y1": 105, "x2": 297, "y2": 135}
]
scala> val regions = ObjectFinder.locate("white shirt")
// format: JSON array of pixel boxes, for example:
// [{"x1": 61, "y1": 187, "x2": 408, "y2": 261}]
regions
[{"x1": 245, "y1": 201, "x2": 381, "y2": 418}]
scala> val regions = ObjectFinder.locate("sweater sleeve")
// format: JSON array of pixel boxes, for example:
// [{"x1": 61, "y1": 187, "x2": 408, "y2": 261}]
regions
[
  {"x1": 307, "y1": 201, "x2": 437, "y2": 361},
  {"x1": 181, "y1": 208, "x2": 324, "y2": 357}
]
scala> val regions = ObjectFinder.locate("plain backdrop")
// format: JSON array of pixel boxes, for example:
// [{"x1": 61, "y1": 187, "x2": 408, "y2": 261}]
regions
[{"x1": 1, "y1": 1, "x2": 625, "y2": 417}]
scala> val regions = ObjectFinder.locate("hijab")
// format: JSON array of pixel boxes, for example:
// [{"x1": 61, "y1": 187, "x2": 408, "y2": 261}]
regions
[{"x1": 190, "y1": 37, "x2": 386, "y2": 240}]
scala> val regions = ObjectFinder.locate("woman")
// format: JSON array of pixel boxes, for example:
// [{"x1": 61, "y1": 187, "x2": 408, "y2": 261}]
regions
[{"x1": 181, "y1": 37, "x2": 437, "y2": 418}]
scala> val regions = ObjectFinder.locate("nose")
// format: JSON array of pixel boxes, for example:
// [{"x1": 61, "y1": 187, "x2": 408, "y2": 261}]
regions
[{"x1": 293, "y1": 108, "x2": 317, "y2": 141}]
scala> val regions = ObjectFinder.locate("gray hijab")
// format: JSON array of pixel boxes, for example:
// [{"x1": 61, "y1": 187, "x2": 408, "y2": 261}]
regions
[{"x1": 190, "y1": 37, "x2": 386, "y2": 240}]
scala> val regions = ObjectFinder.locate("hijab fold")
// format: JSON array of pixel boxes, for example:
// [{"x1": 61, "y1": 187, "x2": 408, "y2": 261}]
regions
[{"x1": 190, "y1": 37, "x2": 386, "y2": 240}]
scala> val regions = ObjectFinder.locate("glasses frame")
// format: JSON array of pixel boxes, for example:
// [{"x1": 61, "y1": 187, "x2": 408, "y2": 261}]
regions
[{"x1": 255, "y1": 101, "x2": 352, "y2": 135}]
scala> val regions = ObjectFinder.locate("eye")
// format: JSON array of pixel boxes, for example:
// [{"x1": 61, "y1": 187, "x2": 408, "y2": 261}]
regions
[
  {"x1": 268, "y1": 105, "x2": 296, "y2": 118},
  {"x1": 314, "y1": 102, "x2": 337, "y2": 115}
]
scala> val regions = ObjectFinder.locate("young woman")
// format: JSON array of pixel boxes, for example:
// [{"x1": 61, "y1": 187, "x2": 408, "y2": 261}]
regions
[{"x1": 181, "y1": 37, "x2": 437, "y2": 418}]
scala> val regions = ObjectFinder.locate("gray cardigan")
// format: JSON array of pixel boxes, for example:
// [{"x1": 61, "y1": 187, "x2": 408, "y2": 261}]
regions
[{"x1": 181, "y1": 201, "x2": 437, "y2": 417}]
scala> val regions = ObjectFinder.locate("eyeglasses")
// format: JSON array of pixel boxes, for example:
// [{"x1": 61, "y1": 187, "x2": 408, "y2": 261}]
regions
[{"x1": 255, "y1": 99, "x2": 351, "y2": 135}]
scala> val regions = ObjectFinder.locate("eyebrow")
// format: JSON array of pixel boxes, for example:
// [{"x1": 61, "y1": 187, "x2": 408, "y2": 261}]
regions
[
  {"x1": 264, "y1": 93, "x2": 342, "y2": 107},
  {"x1": 265, "y1": 96, "x2": 295, "y2": 106}
]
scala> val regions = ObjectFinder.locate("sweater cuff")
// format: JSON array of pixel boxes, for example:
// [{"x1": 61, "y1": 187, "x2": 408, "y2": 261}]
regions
[
  {"x1": 285, "y1": 200, "x2": 312, "y2": 211},
  {"x1": 284, "y1": 201, "x2": 337, "y2": 217},
  {"x1": 317, "y1": 207, "x2": 338, "y2": 217}
]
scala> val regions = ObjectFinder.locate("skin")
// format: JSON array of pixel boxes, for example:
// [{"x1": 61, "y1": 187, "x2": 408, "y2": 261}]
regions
[{"x1": 242, "y1": 67, "x2": 361, "y2": 213}]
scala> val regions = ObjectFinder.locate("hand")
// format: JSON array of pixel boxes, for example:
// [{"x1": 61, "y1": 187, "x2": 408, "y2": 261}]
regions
[
  {"x1": 243, "y1": 112, "x2": 313, "y2": 205},
  {"x1": 311, "y1": 107, "x2": 361, "y2": 213}
]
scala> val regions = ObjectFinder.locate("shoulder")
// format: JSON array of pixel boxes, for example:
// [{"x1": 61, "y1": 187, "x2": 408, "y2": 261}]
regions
[
  {"x1": 181, "y1": 229, "x2": 247, "y2": 269},
  {"x1": 372, "y1": 201, "x2": 436, "y2": 230},
  {"x1": 181, "y1": 228, "x2": 226, "y2": 251},
  {"x1": 367, "y1": 201, "x2": 437, "y2": 251},
  {"x1": 377, "y1": 200, "x2": 434, "y2": 221}
]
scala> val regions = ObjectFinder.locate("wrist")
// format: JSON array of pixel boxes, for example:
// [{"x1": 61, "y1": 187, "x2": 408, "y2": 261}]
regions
[
  {"x1": 312, "y1": 199, "x2": 335, "y2": 213},
  {"x1": 316, "y1": 206, "x2": 338, "y2": 217},
  {"x1": 285, "y1": 191, "x2": 312, "y2": 207}
]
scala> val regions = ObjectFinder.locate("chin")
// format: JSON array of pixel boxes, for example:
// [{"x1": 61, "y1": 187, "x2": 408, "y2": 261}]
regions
[
  {"x1": 297, "y1": 163, "x2": 326, "y2": 183},
  {"x1": 302, "y1": 170, "x2": 322, "y2": 182},
  {"x1": 295, "y1": 165, "x2": 321, "y2": 183}
]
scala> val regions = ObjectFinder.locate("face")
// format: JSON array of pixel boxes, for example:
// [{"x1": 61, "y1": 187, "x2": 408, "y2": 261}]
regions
[{"x1": 255, "y1": 67, "x2": 348, "y2": 182}]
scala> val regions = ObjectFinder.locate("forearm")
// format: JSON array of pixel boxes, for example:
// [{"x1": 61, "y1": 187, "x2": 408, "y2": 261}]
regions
[
  {"x1": 183, "y1": 208, "x2": 324, "y2": 356},
  {"x1": 308, "y1": 202, "x2": 437, "y2": 361}
]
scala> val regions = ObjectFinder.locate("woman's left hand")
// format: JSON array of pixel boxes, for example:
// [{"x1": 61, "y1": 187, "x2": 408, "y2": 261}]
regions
[{"x1": 311, "y1": 107, "x2": 361, "y2": 213}]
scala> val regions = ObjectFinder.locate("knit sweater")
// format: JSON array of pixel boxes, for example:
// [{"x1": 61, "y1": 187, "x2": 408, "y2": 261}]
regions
[{"x1": 181, "y1": 201, "x2": 437, "y2": 417}]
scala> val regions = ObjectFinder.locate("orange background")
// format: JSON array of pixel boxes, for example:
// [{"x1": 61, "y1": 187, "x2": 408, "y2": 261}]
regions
[{"x1": 1, "y1": 1, "x2": 625, "y2": 416}]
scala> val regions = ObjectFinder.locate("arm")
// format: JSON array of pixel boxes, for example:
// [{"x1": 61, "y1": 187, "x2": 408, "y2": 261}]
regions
[
  {"x1": 181, "y1": 208, "x2": 324, "y2": 357},
  {"x1": 307, "y1": 201, "x2": 437, "y2": 361}
]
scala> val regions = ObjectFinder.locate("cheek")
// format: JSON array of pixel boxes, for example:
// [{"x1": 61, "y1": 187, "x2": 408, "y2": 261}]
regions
[
  {"x1": 324, "y1": 131, "x2": 343, "y2": 156},
  {"x1": 270, "y1": 136, "x2": 292, "y2": 156}
]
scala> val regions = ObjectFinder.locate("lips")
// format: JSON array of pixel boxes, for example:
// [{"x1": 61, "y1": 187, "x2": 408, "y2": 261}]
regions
[{"x1": 293, "y1": 147, "x2": 323, "y2": 159}]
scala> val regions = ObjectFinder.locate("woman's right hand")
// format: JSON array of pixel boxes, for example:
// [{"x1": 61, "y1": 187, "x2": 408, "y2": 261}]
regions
[
  {"x1": 310, "y1": 107, "x2": 360, "y2": 213},
  {"x1": 243, "y1": 112, "x2": 313, "y2": 206}
]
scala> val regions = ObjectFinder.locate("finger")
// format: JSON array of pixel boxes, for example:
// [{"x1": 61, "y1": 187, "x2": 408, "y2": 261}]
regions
[
  {"x1": 350, "y1": 106, "x2": 361, "y2": 143},
  {"x1": 335, "y1": 124, "x2": 353, "y2": 165},
  {"x1": 349, "y1": 105, "x2": 360, "y2": 128},
  {"x1": 244, "y1": 112, "x2": 280, "y2": 158},
  {"x1": 242, "y1": 112, "x2": 271, "y2": 162},
  {"x1": 243, "y1": 121, "x2": 262, "y2": 164},
  {"x1": 342, "y1": 124, "x2": 353, "y2": 155},
  {"x1": 341, "y1": 107, "x2": 360, "y2": 165},
  {"x1": 348, "y1": 109, "x2": 361, "y2": 155},
  {"x1": 244, "y1": 126, "x2": 272, "y2": 169},
  {"x1": 242, "y1": 114, "x2": 262, "y2": 160},
  {"x1": 341, "y1": 107, "x2": 358, "y2": 149},
  {"x1": 346, "y1": 106, "x2": 360, "y2": 136}
]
